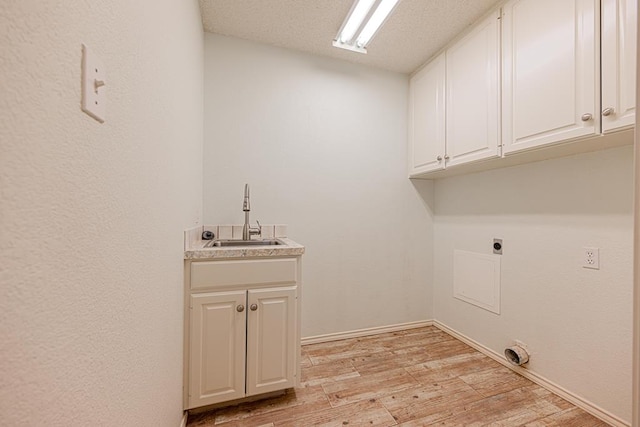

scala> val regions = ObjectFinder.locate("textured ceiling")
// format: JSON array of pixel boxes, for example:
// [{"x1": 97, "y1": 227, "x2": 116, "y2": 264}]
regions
[{"x1": 199, "y1": 0, "x2": 502, "y2": 74}]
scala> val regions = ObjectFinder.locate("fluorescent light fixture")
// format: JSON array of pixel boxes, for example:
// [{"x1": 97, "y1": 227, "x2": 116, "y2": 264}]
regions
[
  {"x1": 356, "y1": 0, "x2": 399, "y2": 47},
  {"x1": 339, "y1": 0, "x2": 375, "y2": 44},
  {"x1": 333, "y1": 0, "x2": 400, "y2": 54}
]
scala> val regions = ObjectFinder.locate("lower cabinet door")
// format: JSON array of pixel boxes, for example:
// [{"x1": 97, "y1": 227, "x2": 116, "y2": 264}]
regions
[
  {"x1": 246, "y1": 286, "x2": 297, "y2": 396},
  {"x1": 189, "y1": 290, "x2": 247, "y2": 408}
]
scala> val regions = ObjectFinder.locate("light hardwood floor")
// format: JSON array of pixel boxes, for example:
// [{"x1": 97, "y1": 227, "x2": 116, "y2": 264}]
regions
[{"x1": 187, "y1": 326, "x2": 609, "y2": 426}]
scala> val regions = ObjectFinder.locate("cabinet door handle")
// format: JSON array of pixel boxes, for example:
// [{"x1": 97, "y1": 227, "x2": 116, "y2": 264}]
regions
[
  {"x1": 602, "y1": 107, "x2": 615, "y2": 117},
  {"x1": 444, "y1": 155, "x2": 450, "y2": 160},
  {"x1": 250, "y1": 304, "x2": 258, "y2": 311},
  {"x1": 236, "y1": 304, "x2": 245, "y2": 312},
  {"x1": 436, "y1": 155, "x2": 443, "y2": 161},
  {"x1": 581, "y1": 113, "x2": 593, "y2": 122}
]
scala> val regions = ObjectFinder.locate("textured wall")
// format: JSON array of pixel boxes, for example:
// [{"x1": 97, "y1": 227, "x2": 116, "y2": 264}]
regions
[
  {"x1": 202, "y1": 34, "x2": 434, "y2": 338},
  {"x1": 0, "y1": 1, "x2": 203, "y2": 426},
  {"x1": 433, "y1": 146, "x2": 634, "y2": 423}
]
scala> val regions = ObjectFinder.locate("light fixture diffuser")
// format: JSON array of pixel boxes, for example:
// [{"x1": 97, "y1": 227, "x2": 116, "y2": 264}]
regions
[
  {"x1": 338, "y1": 0, "x2": 376, "y2": 44},
  {"x1": 333, "y1": 0, "x2": 400, "y2": 54}
]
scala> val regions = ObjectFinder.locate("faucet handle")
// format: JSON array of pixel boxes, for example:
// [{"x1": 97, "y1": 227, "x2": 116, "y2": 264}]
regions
[{"x1": 249, "y1": 220, "x2": 262, "y2": 237}]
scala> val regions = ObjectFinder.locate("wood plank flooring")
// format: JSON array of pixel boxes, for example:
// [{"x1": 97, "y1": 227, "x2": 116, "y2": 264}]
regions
[{"x1": 187, "y1": 326, "x2": 610, "y2": 427}]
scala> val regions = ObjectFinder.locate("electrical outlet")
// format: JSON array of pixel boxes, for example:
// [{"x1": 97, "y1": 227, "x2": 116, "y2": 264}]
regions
[
  {"x1": 583, "y1": 247, "x2": 600, "y2": 270},
  {"x1": 493, "y1": 238, "x2": 503, "y2": 255}
]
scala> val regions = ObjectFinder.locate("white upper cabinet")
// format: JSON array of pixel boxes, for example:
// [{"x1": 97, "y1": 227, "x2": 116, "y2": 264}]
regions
[
  {"x1": 409, "y1": 11, "x2": 500, "y2": 177},
  {"x1": 601, "y1": 0, "x2": 637, "y2": 133},
  {"x1": 408, "y1": 53, "x2": 446, "y2": 175},
  {"x1": 408, "y1": 0, "x2": 635, "y2": 178},
  {"x1": 501, "y1": 0, "x2": 599, "y2": 154},
  {"x1": 446, "y1": 11, "x2": 501, "y2": 167}
]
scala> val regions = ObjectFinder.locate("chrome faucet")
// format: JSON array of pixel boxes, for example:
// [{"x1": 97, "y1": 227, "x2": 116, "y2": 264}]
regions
[{"x1": 242, "y1": 184, "x2": 261, "y2": 240}]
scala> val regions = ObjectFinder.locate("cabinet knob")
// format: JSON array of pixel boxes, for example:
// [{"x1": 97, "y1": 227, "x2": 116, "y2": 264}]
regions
[
  {"x1": 250, "y1": 304, "x2": 258, "y2": 311},
  {"x1": 602, "y1": 107, "x2": 615, "y2": 117},
  {"x1": 444, "y1": 155, "x2": 450, "y2": 160},
  {"x1": 236, "y1": 304, "x2": 245, "y2": 312},
  {"x1": 581, "y1": 113, "x2": 593, "y2": 122},
  {"x1": 436, "y1": 155, "x2": 443, "y2": 161}
]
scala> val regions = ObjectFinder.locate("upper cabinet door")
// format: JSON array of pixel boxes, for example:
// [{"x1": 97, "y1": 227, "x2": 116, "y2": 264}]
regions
[
  {"x1": 446, "y1": 11, "x2": 501, "y2": 167},
  {"x1": 502, "y1": 0, "x2": 599, "y2": 154},
  {"x1": 408, "y1": 53, "x2": 446, "y2": 176},
  {"x1": 601, "y1": 0, "x2": 637, "y2": 133}
]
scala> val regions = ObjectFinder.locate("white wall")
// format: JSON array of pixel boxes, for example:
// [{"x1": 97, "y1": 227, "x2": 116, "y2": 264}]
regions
[
  {"x1": 433, "y1": 146, "x2": 634, "y2": 423},
  {"x1": 203, "y1": 34, "x2": 434, "y2": 338},
  {"x1": 0, "y1": 1, "x2": 203, "y2": 426}
]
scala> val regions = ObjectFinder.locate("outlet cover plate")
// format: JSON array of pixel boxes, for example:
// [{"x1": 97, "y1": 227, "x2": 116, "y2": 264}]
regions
[{"x1": 583, "y1": 247, "x2": 600, "y2": 270}]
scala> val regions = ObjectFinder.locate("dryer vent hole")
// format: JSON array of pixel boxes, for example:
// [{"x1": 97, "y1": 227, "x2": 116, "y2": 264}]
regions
[{"x1": 504, "y1": 345, "x2": 529, "y2": 366}]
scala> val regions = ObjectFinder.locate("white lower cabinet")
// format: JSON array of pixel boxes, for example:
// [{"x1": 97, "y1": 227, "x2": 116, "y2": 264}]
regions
[{"x1": 185, "y1": 257, "x2": 301, "y2": 410}]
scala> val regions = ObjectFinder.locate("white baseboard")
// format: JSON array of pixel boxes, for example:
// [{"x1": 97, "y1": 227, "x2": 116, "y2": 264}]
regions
[
  {"x1": 301, "y1": 320, "x2": 434, "y2": 345},
  {"x1": 432, "y1": 320, "x2": 630, "y2": 427},
  {"x1": 179, "y1": 411, "x2": 188, "y2": 427}
]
